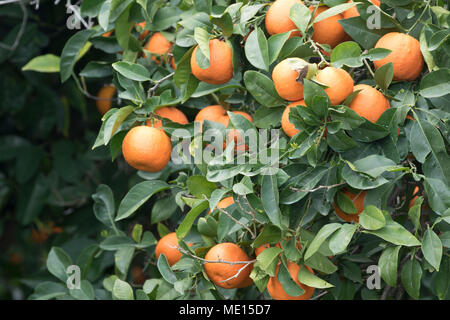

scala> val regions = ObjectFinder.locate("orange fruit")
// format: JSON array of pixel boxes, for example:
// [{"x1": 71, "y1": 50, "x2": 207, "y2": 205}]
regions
[
  {"x1": 333, "y1": 189, "x2": 366, "y2": 223},
  {"x1": 409, "y1": 186, "x2": 420, "y2": 209},
  {"x1": 194, "y1": 105, "x2": 252, "y2": 129},
  {"x1": 343, "y1": 0, "x2": 380, "y2": 19},
  {"x1": 208, "y1": 196, "x2": 235, "y2": 214},
  {"x1": 373, "y1": 32, "x2": 424, "y2": 81},
  {"x1": 96, "y1": 85, "x2": 116, "y2": 115},
  {"x1": 265, "y1": 0, "x2": 304, "y2": 38},
  {"x1": 267, "y1": 262, "x2": 315, "y2": 300},
  {"x1": 272, "y1": 58, "x2": 318, "y2": 101},
  {"x1": 314, "y1": 67, "x2": 354, "y2": 105},
  {"x1": 137, "y1": 22, "x2": 149, "y2": 40},
  {"x1": 144, "y1": 32, "x2": 176, "y2": 69},
  {"x1": 204, "y1": 243, "x2": 254, "y2": 289},
  {"x1": 102, "y1": 30, "x2": 113, "y2": 37},
  {"x1": 281, "y1": 100, "x2": 306, "y2": 137},
  {"x1": 311, "y1": 6, "x2": 347, "y2": 50},
  {"x1": 191, "y1": 39, "x2": 233, "y2": 85},
  {"x1": 122, "y1": 126, "x2": 172, "y2": 172},
  {"x1": 349, "y1": 84, "x2": 390, "y2": 123},
  {"x1": 31, "y1": 229, "x2": 49, "y2": 244},
  {"x1": 131, "y1": 266, "x2": 146, "y2": 285},
  {"x1": 146, "y1": 106, "x2": 189, "y2": 129},
  {"x1": 155, "y1": 232, "x2": 185, "y2": 266}
]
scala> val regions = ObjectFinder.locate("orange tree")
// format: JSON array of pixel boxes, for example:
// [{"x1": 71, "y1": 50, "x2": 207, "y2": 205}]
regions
[{"x1": 24, "y1": 0, "x2": 450, "y2": 300}]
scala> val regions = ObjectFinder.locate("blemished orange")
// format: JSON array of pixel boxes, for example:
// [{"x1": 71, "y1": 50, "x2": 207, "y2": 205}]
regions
[
  {"x1": 265, "y1": 0, "x2": 304, "y2": 37},
  {"x1": 191, "y1": 39, "x2": 233, "y2": 85},
  {"x1": 373, "y1": 32, "x2": 424, "y2": 81},
  {"x1": 204, "y1": 243, "x2": 254, "y2": 289},
  {"x1": 146, "y1": 106, "x2": 189, "y2": 129},
  {"x1": 349, "y1": 84, "x2": 390, "y2": 123},
  {"x1": 122, "y1": 126, "x2": 172, "y2": 172},
  {"x1": 343, "y1": 0, "x2": 380, "y2": 19},
  {"x1": 281, "y1": 100, "x2": 306, "y2": 137},
  {"x1": 311, "y1": 6, "x2": 347, "y2": 49},
  {"x1": 333, "y1": 189, "x2": 366, "y2": 223},
  {"x1": 155, "y1": 232, "x2": 185, "y2": 266},
  {"x1": 314, "y1": 67, "x2": 354, "y2": 105},
  {"x1": 267, "y1": 262, "x2": 315, "y2": 300},
  {"x1": 96, "y1": 85, "x2": 116, "y2": 115},
  {"x1": 272, "y1": 58, "x2": 317, "y2": 101}
]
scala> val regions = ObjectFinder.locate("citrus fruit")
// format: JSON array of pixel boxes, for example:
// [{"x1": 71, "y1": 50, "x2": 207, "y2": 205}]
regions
[
  {"x1": 272, "y1": 58, "x2": 318, "y2": 101},
  {"x1": 281, "y1": 100, "x2": 306, "y2": 137},
  {"x1": 333, "y1": 188, "x2": 366, "y2": 223},
  {"x1": 122, "y1": 126, "x2": 172, "y2": 172},
  {"x1": 311, "y1": 6, "x2": 347, "y2": 49},
  {"x1": 191, "y1": 39, "x2": 233, "y2": 85},
  {"x1": 155, "y1": 232, "x2": 184, "y2": 266},
  {"x1": 96, "y1": 85, "x2": 116, "y2": 115},
  {"x1": 137, "y1": 22, "x2": 149, "y2": 40},
  {"x1": 373, "y1": 32, "x2": 424, "y2": 81},
  {"x1": 146, "y1": 106, "x2": 189, "y2": 129},
  {"x1": 204, "y1": 242, "x2": 254, "y2": 289},
  {"x1": 349, "y1": 84, "x2": 390, "y2": 123},
  {"x1": 194, "y1": 105, "x2": 252, "y2": 130},
  {"x1": 267, "y1": 262, "x2": 315, "y2": 300},
  {"x1": 314, "y1": 67, "x2": 353, "y2": 105},
  {"x1": 265, "y1": 0, "x2": 304, "y2": 37},
  {"x1": 144, "y1": 32, "x2": 175, "y2": 67}
]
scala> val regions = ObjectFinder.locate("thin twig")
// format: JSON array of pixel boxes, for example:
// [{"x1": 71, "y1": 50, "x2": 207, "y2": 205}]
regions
[
  {"x1": 147, "y1": 72, "x2": 175, "y2": 98},
  {"x1": 218, "y1": 261, "x2": 254, "y2": 284},
  {"x1": 290, "y1": 182, "x2": 346, "y2": 193},
  {"x1": 216, "y1": 206, "x2": 256, "y2": 239},
  {"x1": 0, "y1": 0, "x2": 27, "y2": 53},
  {"x1": 310, "y1": 290, "x2": 328, "y2": 300}
]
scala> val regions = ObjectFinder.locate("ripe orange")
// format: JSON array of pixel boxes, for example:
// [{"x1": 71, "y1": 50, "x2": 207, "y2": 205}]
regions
[
  {"x1": 272, "y1": 58, "x2": 318, "y2": 101},
  {"x1": 96, "y1": 85, "x2": 116, "y2": 115},
  {"x1": 204, "y1": 243, "x2": 254, "y2": 289},
  {"x1": 144, "y1": 32, "x2": 176, "y2": 69},
  {"x1": 265, "y1": 0, "x2": 304, "y2": 37},
  {"x1": 311, "y1": 6, "x2": 347, "y2": 49},
  {"x1": 373, "y1": 32, "x2": 424, "y2": 81},
  {"x1": 409, "y1": 186, "x2": 420, "y2": 209},
  {"x1": 191, "y1": 39, "x2": 233, "y2": 85},
  {"x1": 267, "y1": 262, "x2": 315, "y2": 300},
  {"x1": 194, "y1": 105, "x2": 252, "y2": 130},
  {"x1": 281, "y1": 100, "x2": 306, "y2": 137},
  {"x1": 333, "y1": 189, "x2": 366, "y2": 223},
  {"x1": 349, "y1": 84, "x2": 390, "y2": 123},
  {"x1": 102, "y1": 30, "x2": 113, "y2": 37},
  {"x1": 122, "y1": 126, "x2": 172, "y2": 172},
  {"x1": 343, "y1": 0, "x2": 380, "y2": 19},
  {"x1": 155, "y1": 232, "x2": 184, "y2": 266},
  {"x1": 146, "y1": 106, "x2": 189, "y2": 129},
  {"x1": 314, "y1": 67, "x2": 354, "y2": 105}
]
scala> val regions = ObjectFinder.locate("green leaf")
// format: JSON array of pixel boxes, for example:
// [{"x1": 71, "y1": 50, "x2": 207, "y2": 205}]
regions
[
  {"x1": 112, "y1": 62, "x2": 151, "y2": 81},
  {"x1": 374, "y1": 62, "x2": 394, "y2": 91},
  {"x1": 339, "y1": 17, "x2": 382, "y2": 50},
  {"x1": 176, "y1": 199, "x2": 209, "y2": 240},
  {"x1": 408, "y1": 197, "x2": 423, "y2": 231},
  {"x1": 422, "y1": 227, "x2": 443, "y2": 271},
  {"x1": 364, "y1": 220, "x2": 421, "y2": 247},
  {"x1": 210, "y1": 12, "x2": 233, "y2": 37},
  {"x1": 428, "y1": 29, "x2": 450, "y2": 51},
  {"x1": 431, "y1": 256, "x2": 450, "y2": 299},
  {"x1": 328, "y1": 224, "x2": 357, "y2": 254},
  {"x1": 378, "y1": 246, "x2": 401, "y2": 287},
  {"x1": 187, "y1": 175, "x2": 217, "y2": 198},
  {"x1": 115, "y1": 247, "x2": 135, "y2": 276},
  {"x1": 157, "y1": 254, "x2": 178, "y2": 284},
  {"x1": 278, "y1": 263, "x2": 305, "y2": 297},
  {"x1": 22, "y1": 54, "x2": 61, "y2": 73},
  {"x1": 100, "y1": 235, "x2": 135, "y2": 250},
  {"x1": 256, "y1": 247, "x2": 282, "y2": 271},
  {"x1": 60, "y1": 29, "x2": 95, "y2": 82},
  {"x1": 359, "y1": 205, "x2": 386, "y2": 230},
  {"x1": 419, "y1": 69, "x2": 450, "y2": 98},
  {"x1": 151, "y1": 195, "x2": 179, "y2": 224},
  {"x1": 252, "y1": 224, "x2": 282, "y2": 249},
  {"x1": 331, "y1": 41, "x2": 362, "y2": 68},
  {"x1": 268, "y1": 32, "x2": 291, "y2": 64},
  {"x1": 244, "y1": 27, "x2": 269, "y2": 71},
  {"x1": 92, "y1": 184, "x2": 116, "y2": 229},
  {"x1": 304, "y1": 252, "x2": 338, "y2": 274},
  {"x1": 113, "y1": 279, "x2": 134, "y2": 300},
  {"x1": 46, "y1": 247, "x2": 73, "y2": 283},
  {"x1": 29, "y1": 282, "x2": 68, "y2": 300},
  {"x1": 289, "y1": 2, "x2": 311, "y2": 35},
  {"x1": 243, "y1": 71, "x2": 285, "y2": 108},
  {"x1": 194, "y1": 27, "x2": 211, "y2": 67},
  {"x1": 314, "y1": 3, "x2": 355, "y2": 22},
  {"x1": 336, "y1": 191, "x2": 357, "y2": 214},
  {"x1": 401, "y1": 259, "x2": 422, "y2": 299},
  {"x1": 260, "y1": 174, "x2": 282, "y2": 227},
  {"x1": 116, "y1": 181, "x2": 170, "y2": 221},
  {"x1": 304, "y1": 223, "x2": 341, "y2": 260},
  {"x1": 298, "y1": 266, "x2": 334, "y2": 289},
  {"x1": 103, "y1": 106, "x2": 135, "y2": 145}
]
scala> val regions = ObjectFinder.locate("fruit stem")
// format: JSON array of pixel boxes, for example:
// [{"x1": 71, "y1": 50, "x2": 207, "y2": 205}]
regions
[
  {"x1": 363, "y1": 58, "x2": 375, "y2": 78},
  {"x1": 308, "y1": 40, "x2": 329, "y2": 67}
]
